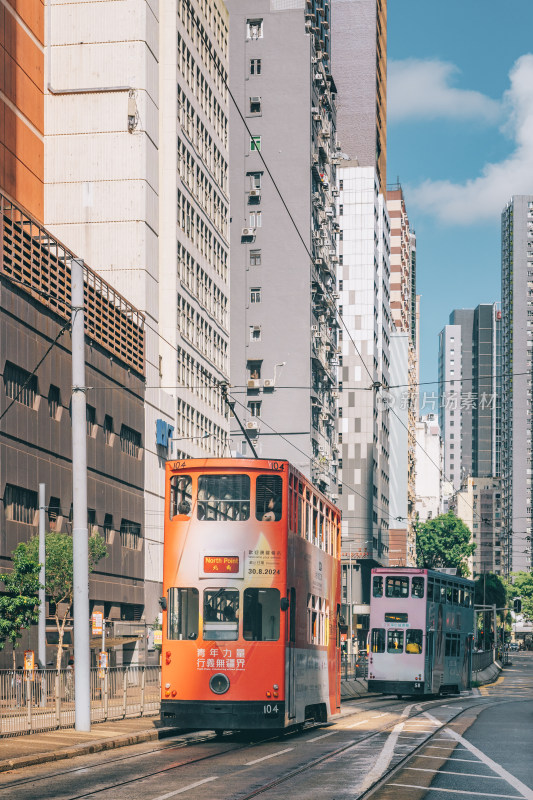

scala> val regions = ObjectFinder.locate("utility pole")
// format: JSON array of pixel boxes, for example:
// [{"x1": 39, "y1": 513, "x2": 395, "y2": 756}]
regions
[
  {"x1": 71, "y1": 258, "x2": 90, "y2": 731},
  {"x1": 38, "y1": 484, "x2": 46, "y2": 668}
]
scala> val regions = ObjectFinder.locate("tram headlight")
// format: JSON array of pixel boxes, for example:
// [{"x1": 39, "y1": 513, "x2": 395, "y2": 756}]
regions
[{"x1": 209, "y1": 673, "x2": 230, "y2": 695}]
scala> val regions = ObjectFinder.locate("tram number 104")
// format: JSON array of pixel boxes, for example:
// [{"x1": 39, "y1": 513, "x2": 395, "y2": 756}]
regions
[{"x1": 263, "y1": 703, "x2": 279, "y2": 717}]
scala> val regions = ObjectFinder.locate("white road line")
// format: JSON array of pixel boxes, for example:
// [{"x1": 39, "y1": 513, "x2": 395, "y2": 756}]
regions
[
  {"x1": 416, "y1": 754, "x2": 481, "y2": 762},
  {"x1": 405, "y1": 767, "x2": 504, "y2": 779},
  {"x1": 152, "y1": 777, "x2": 218, "y2": 799},
  {"x1": 387, "y1": 783, "x2": 521, "y2": 798},
  {"x1": 424, "y1": 745, "x2": 463, "y2": 751},
  {"x1": 443, "y1": 726, "x2": 533, "y2": 800},
  {"x1": 307, "y1": 731, "x2": 338, "y2": 742},
  {"x1": 357, "y1": 703, "x2": 414, "y2": 793},
  {"x1": 346, "y1": 719, "x2": 369, "y2": 728},
  {"x1": 245, "y1": 747, "x2": 294, "y2": 766}
]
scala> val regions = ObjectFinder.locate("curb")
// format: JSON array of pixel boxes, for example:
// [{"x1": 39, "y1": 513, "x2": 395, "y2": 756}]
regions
[{"x1": 0, "y1": 725, "x2": 179, "y2": 774}]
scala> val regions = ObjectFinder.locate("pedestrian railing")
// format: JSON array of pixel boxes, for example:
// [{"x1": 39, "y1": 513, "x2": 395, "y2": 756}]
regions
[
  {"x1": 472, "y1": 649, "x2": 494, "y2": 673},
  {"x1": 0, "y1": 666, "x2": 161, "y2": 737},
  {"x1": 341, "y1": 653, "x2": 368, "y2": 680}
]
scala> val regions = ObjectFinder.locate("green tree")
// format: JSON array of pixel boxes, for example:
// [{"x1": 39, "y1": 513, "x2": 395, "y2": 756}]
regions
[
  {"x1": 0, "y1": 544, "x2": 41, "y2": 669},
  {"x1": 507, "y1": 572, "x2": 533, "y2": 622},
  {"x1": 26, "y1": 532, "x2": 108, "y2": 670},
  {"x1": 416, "y1": 511, "x2": 476, "y2": 577},
  {"x1": 474, "y1": 573, "x2": 509, "y2": 647}
]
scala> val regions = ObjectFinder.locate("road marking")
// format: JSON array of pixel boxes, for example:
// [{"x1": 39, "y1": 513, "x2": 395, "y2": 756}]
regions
[
  {"x1": 152, "y1": 777, "x2": 218, "y2": 799},
  {"x1": 416, "y1": 754, "x2": 481, "y2": 762},
  {"x1": 307, "y1": 731, "x2": 338, "y2": 742},
  {"x1": 443, "y1": 726, "x2": 533, "y2": 800},
  {"x1": 405, "y1": 767, "x2": 504, "y2": 779},
  {"x1": 245, "y1": 747, "x2": 294, "y2": 765},
  {"x1": 357, "y1": 704, "x2": 414, "y2": 793},
  {"x1": 387, "y1": 783, "x2": 521, "y2": 798}
]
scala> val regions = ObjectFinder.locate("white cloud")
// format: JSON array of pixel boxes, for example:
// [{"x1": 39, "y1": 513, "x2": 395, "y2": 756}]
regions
[
  {"x1": 388, "y1": 59, "x2": 501, "y2": 123},
  {"x1": 406, "y1": 55, "x2": 533, "y2": 225}
]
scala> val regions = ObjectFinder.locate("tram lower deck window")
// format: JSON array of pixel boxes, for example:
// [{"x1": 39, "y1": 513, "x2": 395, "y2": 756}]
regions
[
  {"x1": 203, "y1": 589, "x2": 239, "y2": 640},
  {"x1": 406, "y1": 629, "x2": 423, "y2": 654},
  {"x1": 387, "y1": 629, "x2": 404, "y2": 653},
  {"x1": 243, "y1": 588, "x2": 280, "y2": 640},
  {"x1": 198, "y1": 475, "x2": 250, "y2": 520},
  {"x1": 371, "y1": 628, "x2": 385, "y2": 653},
  {"x1": 167, "y1": 587, "x2": 199, "y2": 640},
  {"x1": 385, "y1": 576, "x2": 409, "y2": 598}
]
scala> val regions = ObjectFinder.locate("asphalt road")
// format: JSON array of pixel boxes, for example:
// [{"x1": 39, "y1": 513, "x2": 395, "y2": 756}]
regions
[{"x1": 1, "y1": 654, "x2": 531, "y2": 800}]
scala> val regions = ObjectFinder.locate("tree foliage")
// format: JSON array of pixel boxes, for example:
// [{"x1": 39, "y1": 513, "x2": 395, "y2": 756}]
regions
[
  {"x1": 507, "y1": 572, "x2": 533, "y2": 622},
  {"x1": 25, "y1": 532, "x2": 108, "y2": 669},
  {"x1": 416, "y1": 511, "x2": 476, "y2": 577},
  {"x1": 474, "y1": 573, "x2": 507, "y2": 610},
  {"x1": 0, "y1": 544, "x2": 41, "y2": 668}
]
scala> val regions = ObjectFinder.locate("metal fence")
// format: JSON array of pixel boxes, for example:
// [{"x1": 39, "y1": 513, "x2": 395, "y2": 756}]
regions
[
  {"x1": 341, "y1": 653, "x2": 368, "y2": 681},
  {"x1": 472, "y1": 649, "x2": 495, "y2": 673},
  {"x1": 0, "y1": 666, "x2": 160, "y2": 737}
]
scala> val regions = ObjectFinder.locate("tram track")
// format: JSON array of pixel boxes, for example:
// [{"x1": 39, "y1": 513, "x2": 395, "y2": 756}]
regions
[{"x1": 0, "y1": 693, "x2": 490, "y2": 800}]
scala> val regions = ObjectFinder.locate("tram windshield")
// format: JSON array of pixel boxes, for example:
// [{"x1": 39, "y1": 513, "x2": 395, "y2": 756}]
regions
[
  {"x1": 203, "y1": 588, "x2": 239, "y2": 640},
  {"x1": 197, "y1": 475, "x2": 250, "y2": 521}
]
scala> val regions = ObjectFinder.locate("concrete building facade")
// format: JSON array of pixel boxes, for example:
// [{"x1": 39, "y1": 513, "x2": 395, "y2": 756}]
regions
[
  {"x1": 415, "y1": 414, "x2": 442, "y2": 524},
  {"x1": 1, "y1": 192, "x2": 145, "y2": 667},
  {"x1": 226, "y1": 0, "x2": 339, "y2": 491},
  {"x1": 501, "y1": 196, "x2": 533, "y2": 574},
  {"x1": 451, "y1": 477, "x2": 503, "y2": 577},
  {"x1": 43, "y1": 0, "x2": 231, "y2": 619},
  {"x1": 332, "y1": 0, "x2": 387, "y2": 194}
]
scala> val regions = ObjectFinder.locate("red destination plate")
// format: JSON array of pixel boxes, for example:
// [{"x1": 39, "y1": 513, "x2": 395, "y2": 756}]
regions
[{"x1": 204, "y1": 556, "x2": 239, "y2": 573}]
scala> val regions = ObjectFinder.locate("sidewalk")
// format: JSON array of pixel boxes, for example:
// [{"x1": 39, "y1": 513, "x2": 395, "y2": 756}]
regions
[{"x1": 0, "y1": 715, "x2": 177, "y2": 774}]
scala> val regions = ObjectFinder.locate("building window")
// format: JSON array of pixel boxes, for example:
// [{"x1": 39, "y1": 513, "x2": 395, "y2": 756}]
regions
[
  {"x1": 248, "y1": 401, "x2": 261, "y2": 417},
  {"x1": 250, "y1": 58, "x2": 261, "y2": 75},
  {"x1": 339, "y1": 179, "x2": 343, "y2": 191},
  {"x1": 250, "y1": 135, "x2": 261, "y2": 152},
  {"x1": 3, "y1": 362, "x2": 37, "y2": 409},
  {"x1": 247, "y1": 18, "x2": 263, "y2": 39},
  {"x1": 247, "y1": 360, "x2": 262, "y2": 380},
  {"x1": 48, "y1": 386, "x2": 61, "y2": 419},
  {"x1": 339, "y1": 204, "x2": 343, "y2": 215},
  {"x1": 250, "y1": 287, "x2": 261, "y2": 304},
  {"x1": 249, "y1": 211, "x2": 262, "y2": 227},
  {"x1": 103, "y1": 513, "x2": 114, "y2": 544},
  {"x1": 120, "y1": 519, "x2": 141, "y2": 549},
  {"x1": 86, "y1": 405, "x2": 96, "y2": 436},
  {"x1": 104, "y1": 415, "x2": 114, "y2": 445},
  {"x1": 250, "y1": 249, "x2": 261, "y2": 266},
  {"x1": 250, "y1": 96, "x2": 261, "y2": 114},
  {"x1": 87, "y1": 508, "x2": 98, "y2": 536},
  {"x1": 4, "y1": 484, "x2": 38, "y2": 525},
  {"x1": 120, "y1": 424, "x2": 142, "y2": 458},
  {"x1": 248, "y1": 172, "x2": 262, "y2": 189},
  {"x1": 48, "y1": 497, "x2": 62, "y2": 531},
  {"x1": 249, "y1": 326, "x2": 261, "y2": 341}
]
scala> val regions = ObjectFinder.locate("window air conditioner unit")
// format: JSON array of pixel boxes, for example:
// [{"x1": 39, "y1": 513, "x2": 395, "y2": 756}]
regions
[
  {"x1": 263, "y1": 378, "x2": 275, "y2": 389},
  {"x1": 241, "y1": 227, "x2": 256, "y2": 238},
  {"x1": 249, "y1": 189, "x2": 260, "y2": 198},
  {"x1": 312, "y1": 230, "x2": 321, "y2": 241},
  {"x1": 250, "y1": 96, "x2": 261, "y2": 104},
  {"x1": 311, "y1": 325, "x2": 319, "y2": 332},
  {"x1": 247, "y1": 379, "x2": 261, "y2": 389},
  {"x1": 313, "y1": 113, "x2": 321, "y2": 122},
  {"x1": 246, "y1": 420, "x2": 259, "y2": 430},
  {"x1": 319, "y1": 445, "x2": 326, "y2": 453}
]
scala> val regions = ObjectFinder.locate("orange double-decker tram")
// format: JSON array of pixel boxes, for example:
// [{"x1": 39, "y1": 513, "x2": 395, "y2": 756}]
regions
[{"x1": 161, "y1": 458, "x2": 342, "y2": 732}]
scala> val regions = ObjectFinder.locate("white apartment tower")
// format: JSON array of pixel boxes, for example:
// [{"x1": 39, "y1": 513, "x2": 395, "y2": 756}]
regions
[{"x1": 44, "y1": 0, "x2": 231, "y2": 619}]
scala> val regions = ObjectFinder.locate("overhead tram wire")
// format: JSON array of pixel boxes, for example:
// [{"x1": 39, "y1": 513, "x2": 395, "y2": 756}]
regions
[{"x1": 182, "y1": 0, "x2": 376, "y2": 388}]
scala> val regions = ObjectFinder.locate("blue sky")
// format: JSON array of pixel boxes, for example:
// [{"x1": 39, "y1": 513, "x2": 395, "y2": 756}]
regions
[{"x1": 387, "y1": 0, "x2": 533, "y2": 398}]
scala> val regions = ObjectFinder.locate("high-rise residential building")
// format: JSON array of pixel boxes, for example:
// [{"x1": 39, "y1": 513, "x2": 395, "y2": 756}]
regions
[
  {"x1": 415, "y1": 414, "x2": 442, "y2": 524},
  {"x1": 501, "y1": 196, "x2": 533, "y2": 575},
  {"x1": 387, "y1": 185, "x2": 417, "y2": 565},
  {"x1": 44, "y1": 0, "x2": 231, "y2": 619},
  {"x1": 438, "y1": 304, "x2": 501, "y2": 491},
  {"x1": 451, "y1": 477, "x2": 503, "y2": 577},
  {"x1": 226, "y1": 0, "x2": 339, "y2": 491},
  {"x1": 337, "y1": 162, "x2": 391, "y2": 570},
  {"x1": 332, "y1": 0, "x2": 387, "y2": 194},
  {"x1": 1, "y1": 0, "x2": 44, "y2": 219}
]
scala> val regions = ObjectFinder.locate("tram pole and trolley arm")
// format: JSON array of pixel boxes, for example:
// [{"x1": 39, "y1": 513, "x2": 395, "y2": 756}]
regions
[{"x1": 220, "y1": 382, "x2": 259, "y2": 458}]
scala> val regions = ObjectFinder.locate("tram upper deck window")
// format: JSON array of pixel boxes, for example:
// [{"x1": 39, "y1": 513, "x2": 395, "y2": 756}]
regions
[
  {"x1": 411, "y1": 577, "x2": 425, "y2": 598},
  {"x1": 256, "y1": 475, "x2": 283, "y2": 521},
  {"x1": 243, "y1": 588, "x2": 280, "y2": 640},
  {"x1": 385, "y1": 576, "x2": 409, "y2": 598},
  {"x1": 373, "y1": 576, "x2": 383, "y2": 598},
  {"x1": 169, "y1": 476, "x2": 192, "y2": 518},
  {"x1": 167, "y1": 587, "x2": 198, "y2": 640},
  {"x1": 197, "y1": 475, "x2": 250, "y2": 521},
  {"x1": 387, "y1": 629, "x2": 404, "y2": 653},
  {"x1": 371, "y1": 628, "x2": 385, "y2": 653},
  {"x1": 203, "y1": 589, "x2": 239, "y2": 640}
]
